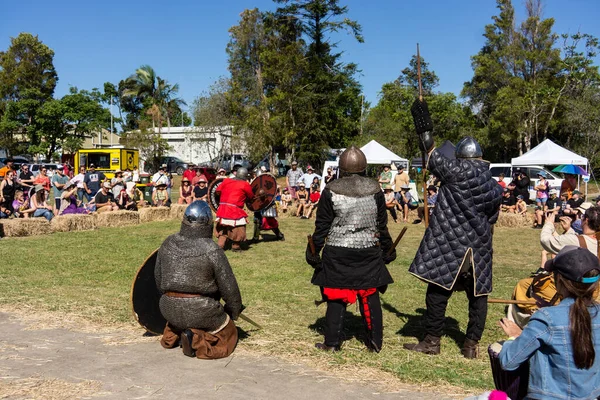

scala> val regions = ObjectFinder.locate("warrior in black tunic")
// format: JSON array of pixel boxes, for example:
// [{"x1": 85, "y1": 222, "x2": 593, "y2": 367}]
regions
[
  {"x1": 403, "y1": 108, "x2": 503, "y2": 358},
  {"x1": 306, "y1": 146, "x2": 395, "y2": 352}
]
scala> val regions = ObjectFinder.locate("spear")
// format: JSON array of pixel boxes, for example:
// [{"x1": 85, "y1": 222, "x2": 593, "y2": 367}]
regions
[{"x1": 416, "y1": 43, "x2": 429, "y2": 227}]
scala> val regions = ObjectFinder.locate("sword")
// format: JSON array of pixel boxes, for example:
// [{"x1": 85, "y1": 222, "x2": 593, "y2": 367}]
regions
[
  {"x1": 388, "y1": 226, "x2": 408, "y2": 256},
  {"x1": 239, "y1": 313, "x2": 263, "y2": 329}
]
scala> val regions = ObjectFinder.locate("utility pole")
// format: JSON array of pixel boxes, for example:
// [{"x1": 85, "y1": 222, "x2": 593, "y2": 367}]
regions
[
  {"x1": 110, "y1": 95, "x2": 114, "y2": 147},
  {"x1": 360, "y1": 94, "x2": 364, "y2": 135}
]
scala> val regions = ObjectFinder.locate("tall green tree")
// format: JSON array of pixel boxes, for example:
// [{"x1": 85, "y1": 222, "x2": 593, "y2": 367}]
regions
[{"x1": 0, "y1": 33, "x2": 57, "y2": 153}]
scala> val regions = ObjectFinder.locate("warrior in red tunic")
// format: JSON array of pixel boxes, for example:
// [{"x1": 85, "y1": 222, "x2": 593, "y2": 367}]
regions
[{"x1": 214, "y1": 167, "x2": 254, "y2": 251}]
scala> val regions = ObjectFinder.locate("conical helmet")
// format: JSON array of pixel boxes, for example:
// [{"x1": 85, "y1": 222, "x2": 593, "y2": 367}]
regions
[
  {"x1": 455, "y1": 136, "x2": 483, "y2": 159},
  {"x1": 339, "y1": 145, "x2": 367, "y2": 174}
]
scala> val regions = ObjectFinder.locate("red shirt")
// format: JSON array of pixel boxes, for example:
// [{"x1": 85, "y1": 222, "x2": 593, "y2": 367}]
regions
[
  {"x1": 183, "y1": 169, "x2": 196, "y2": 183},
  {"x1": 310, "y1": 192, "x2": 321, "y2": 203},
  {"x1": 215, "y1": 178, "x2": 254, "y2": 220},
  {"x1": 498, "y1": 180, "x2": 506, "y2": 189}
]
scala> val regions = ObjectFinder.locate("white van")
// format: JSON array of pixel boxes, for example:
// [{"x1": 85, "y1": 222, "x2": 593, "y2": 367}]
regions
[{"x1": 489, "y1": 163, "x2": 563, "y2": 202}]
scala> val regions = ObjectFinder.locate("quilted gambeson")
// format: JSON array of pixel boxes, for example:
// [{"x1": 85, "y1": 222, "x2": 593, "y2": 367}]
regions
[{"x1": 408, "y1": 149, "x2": 503, "y2": 296}]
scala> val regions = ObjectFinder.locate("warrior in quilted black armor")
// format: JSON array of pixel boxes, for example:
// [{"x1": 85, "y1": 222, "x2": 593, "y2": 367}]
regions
[
  {"x1": 155, "y1": 200, "x2": 243, "y2": 359},
  {"x1": 404, "y1": 99, "x2": 503, "y2": 358},
  {"x1": 306, "y1": 146, "x2": 396, "y2": 352}
]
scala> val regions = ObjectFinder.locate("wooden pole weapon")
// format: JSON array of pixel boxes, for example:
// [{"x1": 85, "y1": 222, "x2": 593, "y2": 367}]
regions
[{"x1": 416, "y1": 43, "x2": 429, "y2": 227}]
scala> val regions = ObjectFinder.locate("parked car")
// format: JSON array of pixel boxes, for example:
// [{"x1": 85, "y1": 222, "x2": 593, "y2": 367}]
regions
[
  {"x1": 0, "y1": 156, "x2": 30, "y2": 170},
  {"x1": 489, "y1": 163, "x2": 564, "y2": 201},
  {"x1": 157, "y1": 156, "x2": 189, "y2": 175},
  {"x1": 30, "y1": 163, "x2": 63, "y2": 177},
  {"x1": 211, "y1": 153, "x2": 253, "y2": 173},
  {"x1": 256, "y1": 155, "x2": 291, "y2": 176}
]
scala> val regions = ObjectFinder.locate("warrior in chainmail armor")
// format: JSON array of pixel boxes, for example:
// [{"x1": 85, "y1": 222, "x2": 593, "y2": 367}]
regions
[
  {"x1": 306, "y1": 146, "x2": 396, "y2": 352},
  {"x1": 155, "y1": 200, "x2": 243, "y2": 359},
  {"x1": 403, "y1": 99, "x2": 503, "y2": 359},
  {"x1": 251, "y1": 169, "x2": 285, "y2": 242}
]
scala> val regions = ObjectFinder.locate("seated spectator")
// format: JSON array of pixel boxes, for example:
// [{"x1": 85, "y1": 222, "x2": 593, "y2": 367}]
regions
[
  {"x1": 281, "y1": 188, "x2": 292, "y2": 213},
  {"x1": 516, "y1": 195, "x2": 527, "y2": 216},
  {"x1": 178, "y1": 177, "x2": 193, "y2": 204},
  {"x1": 303, "y1": 184, "x2": 321, "y2": 219},
  {"x1": 383, "y1": 187, "x2": 399, "y2": 223},
  {"x1": 12, "y1": 190, "x2": 34, "y2": 218},
  {"x1": 111, "y1": 170, "x2": 125, "y2": 199},
  {"x1": 30, "y1": 184, "x2": 54, "y2": 221},
  {"x1": 59, "y1": 182, "x2": 88, "y2": 215},
  {"x1": 193, "y1": 178, "x2": 208, "y2": 201},
  {"x1": 563, "y1": 189, "x2": 584, "y2": 216},
  {"x1": 0, "y1": 169, "x2": 17, "y2": 216},
  {"x1": 153, "y1": 182, "x2": 170, "y2": 207},
  {"x1": 534, "y1": 189, "x2": 560, "y2": 228},
  {"x1": 115, "y1": 184, "x2": 137, "y2": 211},
  {"x1": 296, "y1": 182, "x2": 309, "y2": 217},
  {"x1": 499, "y1": 246, "x2": 600, "y2": 400},
  {"x1": 216, "y1": 168, "x2": 227, "y2": 179},
  {"x1": 497, "y1": 173, "x2": 506, "y2": 189},
  {"x1": 310, "y1": 177, "x2": 320, "y2": 194},
  {"x1": 126, "y1": 182, "x2": 146, "y2": 209},
  {"x1": 415, "y1": 185, "x2": 438, "y2": 224},
  {"x1": 571, "y1": 202, "x2": 593, "y2": 235},
  {"x1": 33, "y1": 166, "x2": 51, "y2": 192},
  {"x1": 94, "y1": 182, "x2": 119, "y2": 213},
  {"x1": 397, "y1": 184, "x2": 417, "y2": 223}
]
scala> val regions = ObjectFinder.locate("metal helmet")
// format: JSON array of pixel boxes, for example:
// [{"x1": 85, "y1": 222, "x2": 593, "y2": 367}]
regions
[
  {"x1": 338, "y1": 145, "x2": 367, "y2": 174},
  {"x1": 236, "y1": 167, "x2": 249, "y2": 180},
  {"x1": 455, "y1": 136, "x2": 483, "y2": 159},
  {"x1": 183, "y1": 200, "x2": 213, "y2": 225}
]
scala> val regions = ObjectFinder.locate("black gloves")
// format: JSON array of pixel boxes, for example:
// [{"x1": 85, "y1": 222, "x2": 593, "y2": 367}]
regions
[
  {"x1": 305, "y1": 244, "x2": 322, "y2": 268},
  {"x1": 225, "y1": 304, "x2": 245, "y2": 321},
  {"x1": 382, "y1": 249, "x2": 397, "y2": 265},
  {"x1": 411, "y1": 98, "x2": 434, "y2": 153}
]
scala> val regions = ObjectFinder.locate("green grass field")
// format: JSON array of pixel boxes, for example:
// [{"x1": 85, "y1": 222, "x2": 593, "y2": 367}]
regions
[{"x1": 0, "y1": 215, "x2": 542, "y2": 392}]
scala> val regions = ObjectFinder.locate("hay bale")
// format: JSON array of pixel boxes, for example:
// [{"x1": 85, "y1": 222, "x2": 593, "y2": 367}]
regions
[
  {"x1": 96, "y1": 210, "x2": 140, "y2": 228},
  {"x1": 169, "y1": 204, "x2": 188, "y2": 221},
  {"x1": 51, "y1": 214, "x2": 97, "y2": 233},
  {"x1": 0, "y1": 218, "x2": 52, "y2": 237},
  {"x1": 496, "y1": 212, "x2": 533, "y2": 228},
  {"x1": 139, "y1": 206, "x2": 171, "y2": 223}
]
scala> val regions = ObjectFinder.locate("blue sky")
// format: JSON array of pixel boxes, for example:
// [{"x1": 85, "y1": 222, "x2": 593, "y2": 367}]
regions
[{"x1": 2, "y1": 0, "x2": 599, "y2": 114}]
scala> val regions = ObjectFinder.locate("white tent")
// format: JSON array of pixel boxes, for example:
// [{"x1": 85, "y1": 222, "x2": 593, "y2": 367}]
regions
[
  {"x1": 511, "y1": 139, "x2": 588, "y2": 166},
  {"x1": 360, "y1": 140, "x2": 408, "y2": 164}
]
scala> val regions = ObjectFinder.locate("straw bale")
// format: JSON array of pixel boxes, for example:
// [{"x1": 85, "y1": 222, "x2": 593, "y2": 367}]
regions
[
  {"x1": 139, "y1": 206, "x2": 171, "y2": 223},
  {"x1": 169, "y1": 204, "x2": 188, "y2": 221},
  {"x1": 496, "y1": 212, "x2": 533, "y2": 228},
  {"x1": 51, "y1": 214, "x2": 97, "y2": 232},
  {"x1": 0, "y1": 218, "x2": 52, "y2": 237},
  {"x1": 96, "y1": 210, "x2": 140, "y2": 228}
]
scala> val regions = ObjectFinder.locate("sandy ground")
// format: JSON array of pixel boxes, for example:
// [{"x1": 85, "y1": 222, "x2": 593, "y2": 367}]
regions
[{"x1": 0, "y1": 311, "x2": 460, "y2": 400}]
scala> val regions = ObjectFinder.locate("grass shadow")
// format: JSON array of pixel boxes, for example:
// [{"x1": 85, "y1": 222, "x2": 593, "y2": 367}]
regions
[
  {"x1": 382, "y1": 301, "x2": 466, "y2": 347},
  {"x1": 237, "y1": 326, "x2": 251, "y2": 341},
  {"x1": 308, "y1": 309, "x2": 366, "y2": 346}
]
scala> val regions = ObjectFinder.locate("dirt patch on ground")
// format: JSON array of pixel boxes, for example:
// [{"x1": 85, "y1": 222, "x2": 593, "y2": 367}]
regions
[{"x1": 0, "y1": 377, "x2": 102, "y2": 400}]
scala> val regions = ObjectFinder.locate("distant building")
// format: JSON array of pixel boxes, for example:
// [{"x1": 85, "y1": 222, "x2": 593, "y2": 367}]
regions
[
  {"x1": 82, "y1": 128, "x2": 122, "y2": 149},
  {"x1": 155, "y1": 126, "x2": 243, "y2": 165}
]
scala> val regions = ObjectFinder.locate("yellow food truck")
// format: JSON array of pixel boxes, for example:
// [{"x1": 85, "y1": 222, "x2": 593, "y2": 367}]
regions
[{"x1": 75, "y1": 148, "x2": 139, "y2": 179}]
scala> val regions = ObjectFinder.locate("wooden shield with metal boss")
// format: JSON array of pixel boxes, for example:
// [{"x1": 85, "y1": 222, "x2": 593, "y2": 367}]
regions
[
  {"x1": 130, "y1": 249, "x2": 167, "y2": 335},
  {"x1": 246, "y1": 173, "x2": 277, "y2": 212},
  {"x1": 207, "y1": 177, "x2": 225, "y2": 213}
]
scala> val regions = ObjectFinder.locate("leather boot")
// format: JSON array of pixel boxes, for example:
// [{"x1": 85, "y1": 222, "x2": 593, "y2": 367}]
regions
[
  {"x1": 181, "y1": 329, "x2": 196, "y2": 358},
  {"x1": 315, "y1": 343, "x2": 340, "y2": 352},
  {"x1": 462, "y1": 338, "x2": 479, "y2": 359},
  {"x1": 403, "y1": 334, "x2": 441, "y2": 355}
]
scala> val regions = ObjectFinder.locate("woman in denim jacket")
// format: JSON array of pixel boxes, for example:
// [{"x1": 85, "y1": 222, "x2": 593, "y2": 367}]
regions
[{"x1": 499, "y1": 246, "x2": 600, "y2": 400}]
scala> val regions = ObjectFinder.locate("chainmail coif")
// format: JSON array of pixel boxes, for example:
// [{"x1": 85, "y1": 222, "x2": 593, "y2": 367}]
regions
[{"x1": 155, "y1": 220, "x2": 243, "y2": 331}]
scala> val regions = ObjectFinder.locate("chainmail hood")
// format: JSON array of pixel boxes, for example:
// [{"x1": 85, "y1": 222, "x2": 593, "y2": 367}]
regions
[{"x1": 327, "y1": 174, "x2": 381, "y2": 198}]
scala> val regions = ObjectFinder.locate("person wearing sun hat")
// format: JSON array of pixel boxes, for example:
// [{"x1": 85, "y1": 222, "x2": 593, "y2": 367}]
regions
[
  {"x1": 178, "y1": 177, "x2": 193, "y2": 205},
  {"x1": 498, "y1": 246, "x2": 600, "y2": 399}
]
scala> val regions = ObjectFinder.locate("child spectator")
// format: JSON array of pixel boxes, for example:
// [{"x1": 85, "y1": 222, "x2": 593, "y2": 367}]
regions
[
  {"x1": 178, "y1": 177, "x2": 193, "y2": 204},
  {"x1": 516, "y1": 195, "x2": 527, "y2": 216},
  {"x1": 497, "y1": 173, "x2": 506, "y2": 189},
  {"x1": 281, "y1": 188, "x2": 292, "y2": 213},
  {"x1": 303, "y1": 184, "x2": 321, "y2": 219},
  {"x1": 12, "y1": 190, "x2": 34, "y2": 218},
  {"x1": 30, "y1": 185, "x2": 54, "y2": 221}
]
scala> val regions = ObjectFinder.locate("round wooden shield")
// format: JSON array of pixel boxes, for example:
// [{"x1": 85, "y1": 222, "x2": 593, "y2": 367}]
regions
[
  {"x1": 130, "y1": 249, "x2": 167, "y2": 335},
  {"x1": 207, "y1": 177, "x2": 225, "y2": 213},
  {"x1": 247, "y1": 173, "x2": 277, "y2": 212}
]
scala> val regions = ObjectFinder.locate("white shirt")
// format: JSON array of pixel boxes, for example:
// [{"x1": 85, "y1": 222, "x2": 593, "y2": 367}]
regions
[{"x1": 71, "y1": 173, "x2": 85, "y2": 189}]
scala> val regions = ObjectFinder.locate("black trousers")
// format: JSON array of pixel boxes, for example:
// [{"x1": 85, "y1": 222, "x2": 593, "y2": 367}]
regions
[
  {"x1": 324, "y1": 291, "x2": 383, "y2": 351},
  {"x1": 424, "y1": 275, "x2": 488, "y2": 342},
  {"x1": 387, "y1": 207, "x2": 397, "y2": 221}
]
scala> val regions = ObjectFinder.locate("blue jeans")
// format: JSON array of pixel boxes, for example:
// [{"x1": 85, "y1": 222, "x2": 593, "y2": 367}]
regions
[{"x1": 34, "y1": 208, "x2": 54, "y2": 221}]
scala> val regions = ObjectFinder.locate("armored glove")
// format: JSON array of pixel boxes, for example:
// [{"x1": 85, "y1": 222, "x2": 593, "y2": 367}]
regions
[
  {"x1": 225, "y1": 303, "x2": 245, "y2": 321},
  {"x1": 411, "y1": 98, "x2": 434, "y2": 153},
  {"x1": 382, "y1": 249, "x2": 397, "y2": 265},
  {"x1": 305, "y1": 244, "x2": 322, "y2": 268}
]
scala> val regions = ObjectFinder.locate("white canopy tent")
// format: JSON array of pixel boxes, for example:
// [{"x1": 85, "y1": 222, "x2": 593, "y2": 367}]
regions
[
  {"x1": 360, "y1": 140, "x2": 408, "y2": 165},
  {"x1": 511, "y1": 139, "x2": 588, "y2": 167}
]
